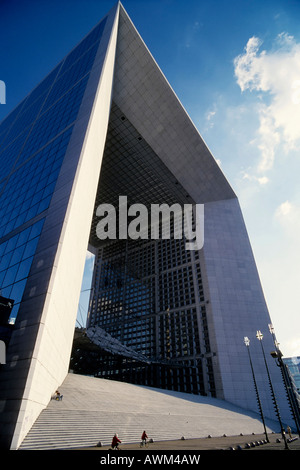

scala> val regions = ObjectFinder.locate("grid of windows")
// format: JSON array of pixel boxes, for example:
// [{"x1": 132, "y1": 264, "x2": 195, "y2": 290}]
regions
[
  {"x1": 201, "y1": 305, "x2": 212, "y2": 354},
  {"x1": 159, "y1": 266, "x2": 195, "y2": 311},
  {"x1": 58, "y1": 17, "x2": 107, "y2": 75},
  {"x1": 0, "y1": 99, "x2": 27, "y2": 148},
  {"x1": 84, "y1": 100, "x2": 217, "y2": 395},
  {"x1": 23, "y1": 64, "x2": 62, "y2": 111},
  {"x1": 89, "y1": 238, "x2": 206, "y2": 361},
  {"x1": 284, "y1": 358, "x2": 300, "y2": 393},
  {"x1": 0, "y1": 13, "x2": 108, "y2": 327},
  {"x1": 87, "y1": 235, "x2": 212, "y2": 395},
  {"x1": 0, "y1": 218, "x2": 45, "y2": 321},
  {"x1": 0, "y1": 64, "x2": 62, "y2": 159},
  {"x1": 0, "y1": 14, "x2": 107, "y2": 184},
  {"x1": 18, "y1": 76, "x2": 88, "y2": 167},
  {"x1": 158, "y1": 308, "x2": 200, "y2": 360},
  {"x1": 44, "y1": 42, "x2": 99, "y2": 111},
  {"x1": 158, "y1": 238, "x2": 191, "y2": 271},
  {"x1": 0, "y1": 58, "x2": 89, "y2": 193},
  {"x1": 90, "y1": 240, "x2": 156, "y2": 358},
  {"x1": 0, "y1": 127, "x2": 73, "y2": 238},
  {"x1": 124, "y1": 317, "x2": 155, "y2": 357},
  {"x1": 0, "y1": 131, "x2": 29, "y2": 181},
  {"x1": 3, "y1": 89, "x2": 49, "y2": 146}
]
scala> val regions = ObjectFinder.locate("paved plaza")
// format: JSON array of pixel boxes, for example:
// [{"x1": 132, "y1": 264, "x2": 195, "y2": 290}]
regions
[{"x1": 85, "y1": 432, "x2": 299, "y2": 451}]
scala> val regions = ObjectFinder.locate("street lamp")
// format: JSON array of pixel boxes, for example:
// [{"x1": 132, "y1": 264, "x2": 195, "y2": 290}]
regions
[
  {"x1": 256, "y1": 330, "x2": 289, "y2": 449},
  {"x1": 268, "y1": 324, "x2": 300, "y2": 437},
  {"x1": 243, "y1": 336, "x2": 269, "y2": 442}
]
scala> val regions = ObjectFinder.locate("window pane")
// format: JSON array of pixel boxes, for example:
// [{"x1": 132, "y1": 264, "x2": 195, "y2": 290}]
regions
[
  {"x1": 10, "y1": 278, "x2": 27, "y2": 303},
  {"x1": 15, "y1": 256, "x2": 33, "y2": 282},
  {"x1": 3, "y1": 264, "x2": 19, "y2": 287}
]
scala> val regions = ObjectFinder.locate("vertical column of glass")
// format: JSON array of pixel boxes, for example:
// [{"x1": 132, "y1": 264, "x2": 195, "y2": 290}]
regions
[{"x1": 0, "y1": 15, "x2": 108, "y2": 326}]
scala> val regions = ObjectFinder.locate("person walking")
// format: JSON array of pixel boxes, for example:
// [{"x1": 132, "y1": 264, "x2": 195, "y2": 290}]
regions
[
  {"x1": 111, "y1": 433, "x2": 121, "y2": 450},
  {"x1": 141, "y1": 430, "x2": 148, "y2": 446}
]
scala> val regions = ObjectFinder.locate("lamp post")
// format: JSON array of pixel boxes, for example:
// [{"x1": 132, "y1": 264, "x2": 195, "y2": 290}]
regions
[
  {"x1": 244, "y1": 336, "x2": 269, "y2": 442},
  {"x1": 256, "y1": 330, "x2": 289, "y2": 449},
  {"x1": 268, "y1": 324, "x2": 300, "y2": 437}
]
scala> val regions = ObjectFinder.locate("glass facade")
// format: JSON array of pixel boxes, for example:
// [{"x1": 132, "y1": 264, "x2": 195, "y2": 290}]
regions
[
  {"x1": 79, "y1": 103, "x2": 217, "y2": 397},
  {"x1": 0, "y1": 16, "x2": 108, "y2": 325},
  {"x1": 85, "y1": 235, "x2": 214, "y2": 396},
  {"x1": 285, "y1": 357, "x2": 300, "y2": 393},
  {"x1": 0, "y1": 219, "x2": 45, "y2": 321},
  {"x1": 0, "y1": 128, "x2": 73, "y2": 238},
  {"x1": 0, "y1": 8, "x2": 123, "y2": 450}
]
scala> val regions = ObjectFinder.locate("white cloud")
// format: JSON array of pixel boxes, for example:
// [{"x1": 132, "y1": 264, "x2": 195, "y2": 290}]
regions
[
  {"x1": 242, "y1": 171, "x2": 269, "y2": 185},
  {"x1": 234, "y1": 33, "x2": 300, "y2": 173},
  {"x1": 256, "y1": 105, "x2": 280, "y2": 172},
  {"x1": 257, "y1": 176, "x2": 269, "y2": 185},
  {"x1": 233, "y1": 35, "x2": 300, "y2": 358},
  {"x1": 284, "y1": 338, "x2": 300, "y2": 358},
  {"x1": 275, "y1": 200, "x2": 293, "y2": 217},
  {"x1": 274, "y1": 200, "x2": 300, "y2": 239},
  {"x1": 206, "y1": 110, "x2": 216, "y2": 121},
  {"x1": 205, "y1": 107, "x2": 217, "y2": 130},
  {"x1": 234, "y1": 36, "x2": 264, "y2": 92}
]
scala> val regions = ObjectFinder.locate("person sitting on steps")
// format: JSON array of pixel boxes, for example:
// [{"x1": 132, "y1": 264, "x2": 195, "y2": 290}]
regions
[{"x1": 54, "y1": 390, "x2": 63, "y2": 401}]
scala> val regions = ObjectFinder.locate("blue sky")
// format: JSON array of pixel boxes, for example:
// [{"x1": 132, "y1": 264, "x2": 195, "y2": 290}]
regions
[{"x1": 1, "y1": 0, "x2": 300, "y2": 357}]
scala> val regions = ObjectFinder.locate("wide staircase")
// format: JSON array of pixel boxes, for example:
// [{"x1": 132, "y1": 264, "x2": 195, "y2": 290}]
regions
[{"x1": 19, "y1": 373, "x2": 278, "y2": 450}]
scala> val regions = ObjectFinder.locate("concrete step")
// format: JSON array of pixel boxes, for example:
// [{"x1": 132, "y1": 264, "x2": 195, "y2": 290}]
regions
[{"x1": 19, "y1": 373, "x2": 280, "y2": 450}]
